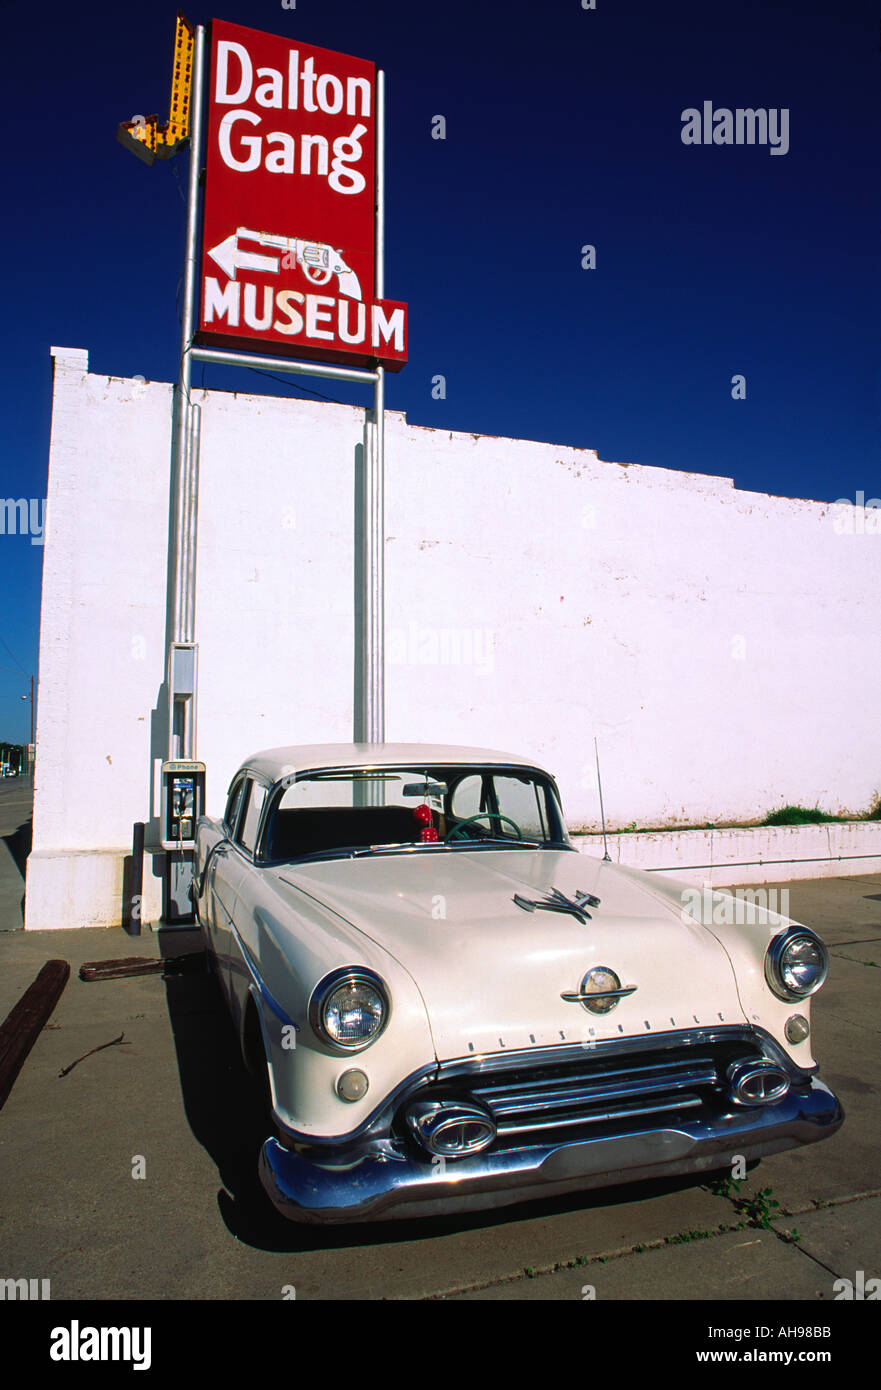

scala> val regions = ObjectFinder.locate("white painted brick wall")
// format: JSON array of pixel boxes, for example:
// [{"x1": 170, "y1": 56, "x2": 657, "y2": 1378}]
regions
[{"x1": 26, "y1": 349, "x2": 881, "y2": 928}]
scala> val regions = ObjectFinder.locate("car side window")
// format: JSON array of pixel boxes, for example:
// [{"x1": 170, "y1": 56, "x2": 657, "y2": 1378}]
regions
[
  {"x1": 450, "y1": 774, "x2": 484, "y2": 820},
  {"x1": 238, "y1": 780, "x2": 268, "y2": 857},
  {"x1": 493, "y1": 775, "x2": 548, "y2": 840},
  {"x1": 225, "y1": 777, "x2": 246, "y2": 837}
]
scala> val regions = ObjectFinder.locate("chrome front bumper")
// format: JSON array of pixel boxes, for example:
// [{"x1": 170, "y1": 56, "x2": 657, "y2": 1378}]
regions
[{"x1": 259, "y1": 1077, "x2": 843, "y2": 1224}]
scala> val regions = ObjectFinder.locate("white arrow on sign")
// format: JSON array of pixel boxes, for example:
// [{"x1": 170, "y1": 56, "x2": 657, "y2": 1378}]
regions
[
  {"x1": 207, "y1": 228, "x2": 362, "y2": 301},
  {"x1": 208, "y1": 232, "x2": 280, "y2": 281}
]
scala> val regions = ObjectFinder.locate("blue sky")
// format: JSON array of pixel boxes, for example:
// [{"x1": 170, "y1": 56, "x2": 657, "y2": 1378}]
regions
[{"x1": 1, "y1": 0, "x2": 879, "y2": 740}]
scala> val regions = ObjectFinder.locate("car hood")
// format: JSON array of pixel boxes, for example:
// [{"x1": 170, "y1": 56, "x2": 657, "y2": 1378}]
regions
[{"x1": 277, "y1": 849, "x2": 746, "y2": 1061}]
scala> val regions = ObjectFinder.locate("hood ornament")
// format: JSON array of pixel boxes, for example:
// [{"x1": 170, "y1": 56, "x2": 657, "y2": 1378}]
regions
[
  {"x1": 513, "y1": 887, "x2": 601, "y2": 925},
  {"x1": 562, "y1": 967, "x2": 637, "y2": 1014}
]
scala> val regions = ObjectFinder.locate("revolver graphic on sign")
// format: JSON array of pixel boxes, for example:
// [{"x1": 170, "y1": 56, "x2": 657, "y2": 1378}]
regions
[{"x1": 237, "y1": 229, "x2": 363, "y2": 301}]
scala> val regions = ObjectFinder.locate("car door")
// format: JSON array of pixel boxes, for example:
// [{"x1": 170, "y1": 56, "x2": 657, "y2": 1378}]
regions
[
  {"x1": 222, "y1": 777, "x2": 269, "y2": 1036},
  {"x1": 206, "y1": 775, "x2": 250, "y2": 1003}
]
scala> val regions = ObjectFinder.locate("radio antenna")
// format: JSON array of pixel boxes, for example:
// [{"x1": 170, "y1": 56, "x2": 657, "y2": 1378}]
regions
[{"x1": 594, "y1": 737, "x2": 611, "y2": 862}]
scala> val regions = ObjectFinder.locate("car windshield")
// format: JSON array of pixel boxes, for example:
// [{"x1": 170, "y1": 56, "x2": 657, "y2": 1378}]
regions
[{"x1": 262, "y1": 766, "x2": 571, "y2": 863}]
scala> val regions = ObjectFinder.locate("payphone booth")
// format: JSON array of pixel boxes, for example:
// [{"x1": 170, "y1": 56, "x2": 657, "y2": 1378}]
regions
[{"x1": 161, "y1": 760, "x2": 205, "y2": 923}]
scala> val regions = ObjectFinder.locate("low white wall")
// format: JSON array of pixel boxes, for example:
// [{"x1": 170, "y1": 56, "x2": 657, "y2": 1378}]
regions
[
  {"x1": 572, "y1": 822, "x2": 881, "y2": 886},
  {"x1": 26, "y1": 348, "x2": 881, "y2": 928},
  {"x1": 24, "y1": 848, "x2": 163, "y2": 931}
]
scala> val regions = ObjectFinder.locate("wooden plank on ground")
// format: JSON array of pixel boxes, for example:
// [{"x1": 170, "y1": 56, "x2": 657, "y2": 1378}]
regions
[
  {"x1": 0, "y1": 960, "x2": 70, "y2": 1111},
  {"x1": 79, "y1": 953, "x2": 205, "y2": 982}
]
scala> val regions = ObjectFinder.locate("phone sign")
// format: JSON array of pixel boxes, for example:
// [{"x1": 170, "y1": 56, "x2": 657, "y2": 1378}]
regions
[{"x1": 198, "y1": 19, "x2": 407, "y2": 370}]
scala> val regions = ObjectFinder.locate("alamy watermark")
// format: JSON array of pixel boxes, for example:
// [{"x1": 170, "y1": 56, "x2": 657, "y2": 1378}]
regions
[
  {"x1": 830, "y1": 492, "x2": 881, "y2": 535},
  {"x1": 681, "y1": 102, "x2": 789, "y2": 156},
  {"x1": 0, "y1": 1276, "x2": 50, "y2": 1300},
  {"x1": 681, "y1": 886, "x2": 790, "y2": 926},
  {"x1": 833, "y1": 1271, "x2": 880, "y2": 1300},
  {"x1": 50, "y1": 1322, "x2": 151, "y2": 1370},
  {"x1": 1, "y1": 498, "x2": 47, "y2": 546},
  {"x1": 387, "y1": 622, "x2": 495, "y2": 674}
]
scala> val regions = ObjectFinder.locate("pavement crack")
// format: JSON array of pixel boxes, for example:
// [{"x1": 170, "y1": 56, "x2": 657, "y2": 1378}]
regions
[
  {"x1": 780, "y1": 1189, "x2": 881, "y2": 1216},
  {"x1": 420, "y1": 1220, "x2": 745, "y2": 1300},
  {"x1": 768, "y1": 1221, "x2": 842, "y2": 1280}
]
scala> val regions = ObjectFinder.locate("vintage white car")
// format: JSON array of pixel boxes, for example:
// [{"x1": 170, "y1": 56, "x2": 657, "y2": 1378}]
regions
[{"x1": 194, "y1": 743, "x2": 843, "y2": 1224}]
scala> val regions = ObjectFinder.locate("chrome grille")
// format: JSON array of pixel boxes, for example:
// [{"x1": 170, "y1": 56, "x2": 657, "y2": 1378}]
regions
[
  {"x1": 471, "y1": 1055, "x2": 718, "y2": 1137},
  {"x1": 399, "y1": 1034, "x2": 773, "y2": 1153}
]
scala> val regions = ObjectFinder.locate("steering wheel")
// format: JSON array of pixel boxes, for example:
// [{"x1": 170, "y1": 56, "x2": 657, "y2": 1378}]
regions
[{"x1": 445, "y1": 812, "x2": 523, "y2": 842}]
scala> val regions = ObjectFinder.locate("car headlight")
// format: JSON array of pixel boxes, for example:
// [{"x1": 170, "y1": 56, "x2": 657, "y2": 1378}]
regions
[
  {"x1": 309, "y1": 968, "x2": 390, "y2": 1051},
  {"x1": 765, "y1": 928, "x2": 828, "y2": 1001}
]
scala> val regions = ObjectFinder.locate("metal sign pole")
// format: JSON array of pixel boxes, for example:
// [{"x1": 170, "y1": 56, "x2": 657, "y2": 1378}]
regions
[
  {"x1": 363, "y1": 68, "x2": 386, "y2": 747},
  {"x1": 168, "y1": 22, "x2": 206, "y2": 762},
  {"x1": 162, "y1": 23, "x2": 205, "y2": 924}
]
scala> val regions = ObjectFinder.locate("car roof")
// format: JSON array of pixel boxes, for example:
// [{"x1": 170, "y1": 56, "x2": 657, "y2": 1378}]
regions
[{"x1": 238, "y1": 743, "x2": 551, "y2": 784}]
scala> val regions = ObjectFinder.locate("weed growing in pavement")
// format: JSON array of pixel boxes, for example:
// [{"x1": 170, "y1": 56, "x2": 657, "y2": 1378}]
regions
[
  {"x1": 709, "y1": 1178, "x2": 783, "y2": 1229},
  {"x1": 708, "y1": 1173, "x2": 745, "y2": 1200},
  {"x1": 665, "y1": 1229, "x2": 714, "y2": 1244},
  {"x1": 739, "y1": 1187, "x2": 780, "y2": 1228}
]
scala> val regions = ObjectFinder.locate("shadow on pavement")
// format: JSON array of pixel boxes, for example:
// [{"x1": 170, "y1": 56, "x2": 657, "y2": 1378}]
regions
[
  {"x1": 1, "y1": 814, "x2": 31, "y2": 927},
  {"x1": 160, "y1": 955, "x2": 291, "y2": 1246},
  {"x1": 2, "y1": 815, "x2": 31, "y2": 878}
]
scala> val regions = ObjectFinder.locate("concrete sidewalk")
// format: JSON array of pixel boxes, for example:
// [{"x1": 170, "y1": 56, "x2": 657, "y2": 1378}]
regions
[{"x1": 0, "y1": 866, "x2": 878, "y2": 1300}]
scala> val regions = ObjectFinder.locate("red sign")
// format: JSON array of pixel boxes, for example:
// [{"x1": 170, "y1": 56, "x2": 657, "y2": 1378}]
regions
[{"x1": 198, "y1": 19, "x2": 407, "y2": 370}]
